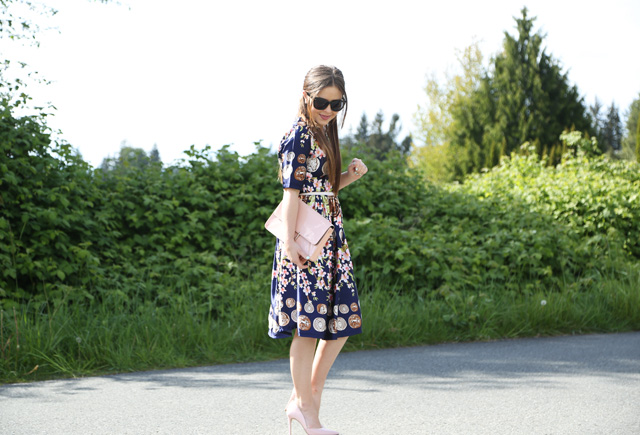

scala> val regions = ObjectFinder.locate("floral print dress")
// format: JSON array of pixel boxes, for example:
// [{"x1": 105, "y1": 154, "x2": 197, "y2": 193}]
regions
[{"x1": 268, "y1": 121, "x2": 363, "y2": 340}]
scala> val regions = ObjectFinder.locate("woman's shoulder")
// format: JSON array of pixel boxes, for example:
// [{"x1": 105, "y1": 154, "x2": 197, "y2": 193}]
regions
[
  {"x1": 280, "y1": 118, "x2": 311, "y2": 144},
  {"x1": 292, "y1": 117, "x2": 311, "y2": 136}
]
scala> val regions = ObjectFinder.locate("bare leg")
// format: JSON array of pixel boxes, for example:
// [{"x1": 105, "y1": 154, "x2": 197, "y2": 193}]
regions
[
  {"x1": 289, "y1": 334, "x2": 323, "y2": 428},
  {"x1": 287, "y1": 337, "x2": 348, "y2": 411},
  {"x1": 311, "y1": 337, "x2": 348, "y2": 409}
]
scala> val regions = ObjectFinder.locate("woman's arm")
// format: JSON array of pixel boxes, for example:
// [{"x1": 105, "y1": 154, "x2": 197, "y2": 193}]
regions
[
  {"x1": 339, "y1": 170, "x2": 358, "y2": 190},
  {"x1": 339, "y1": 158, "x2": 368, "y2": 190},
  {"x1": 280, "y1": 188, "x2": 308, "y2": 269}
]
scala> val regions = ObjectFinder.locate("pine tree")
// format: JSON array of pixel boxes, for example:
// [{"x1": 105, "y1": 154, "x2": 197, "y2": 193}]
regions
[
  {"x1": 601, "y1": 103, "x2": 622, "y2": 152},
  {"x1": 589, "y1": 97, "x2": 603, "y2": 139},
  {"x1": 448, "y1": 8, "x2": 592, "y2": 174},
  {"x1": 149, "y1": 144, "x2": 161, "y2": 164},
  {"x1": 341, "y1": 111, "x2": 411, "y2": 160},
  {"x1": 355, "y1": 113, "x2": 369, "y2": 143},
  {"x1": 367, "y1": 112, "x2": 407, "y2": 159},
  {"x1": 99, "y1": 142, "x2": 160, "y2": 173}
]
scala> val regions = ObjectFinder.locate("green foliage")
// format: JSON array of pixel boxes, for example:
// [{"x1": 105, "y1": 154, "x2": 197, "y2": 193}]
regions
[
  {"x1": 3, "y1": 267, "x2": 639, "y2": 383},
  {"x1": 464, "y1": 138, "x2": 640, "y2": 259},
  {"x1": 344, "y1": 131, "x2": 639, "y2": 297},
  {"x1": 482, "y1": 8, "x2": 592, "y2": 161},
  {"x1": 0, "y1": 102, "x2": 282, "y2": 310},
  {"x1": 415, "y1": 8, "x2": 593, "y2": 179},
  {"x1": 0, "y1": 106, "x2": 100, "y2": 306},
  {"x1": 3, "y1": 100, "x2": 638, "y2": 308},
  {"x1": 591, "y1": 99, "x2": 624, "y2": 155},
  {"x1": 621, "y1": 93, "x2": 640, "y2": 160},
  {"x1": 88, "y1": 143, "x2": 281, "y2": 315},
  {"x1": 409, "y1": 142, "x2": 456, "y2": 184},
  {"x1": 636, "y1": 110, "x2": 640, "y2": 163},
  {"x1": 3, "y1": 0, "x2": 638, "y2": 383},
  {"x1": 2, "y1": 101, "x2": 640, "y2": 381},
  {"x1": 600, "y1": 102, "x2": 623, "y2": 153},
  {"x1": 99, "y1": 143, "x2": 162, "y2": 173},
  {"x1": 341, "y1": 111, "x2": 412, "y2": 160},
  {"x1": 413, "y1": 41, "x2": 484, "y2": 149},
  {"x1": 412, "y1": 42, "x2": 484, "y2": 182}
]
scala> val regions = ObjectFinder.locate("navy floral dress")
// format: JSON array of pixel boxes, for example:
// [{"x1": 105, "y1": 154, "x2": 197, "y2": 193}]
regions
[{"x1": 268, "y1": 121, "x2": 363, "y2": 340}]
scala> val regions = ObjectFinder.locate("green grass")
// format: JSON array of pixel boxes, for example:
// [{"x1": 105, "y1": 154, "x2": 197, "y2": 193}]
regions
[
  {"x1": 346, "y1": 267, "x2": 640, "y2": 352},
  {"x1": 2, "y1": 265, "x2": 639, "y2": 384}
]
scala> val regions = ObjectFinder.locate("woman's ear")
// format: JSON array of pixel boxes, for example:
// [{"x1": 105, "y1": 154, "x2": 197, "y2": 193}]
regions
[{"x1": 302, "y1": 90, "x2": 309, "y2": 103}]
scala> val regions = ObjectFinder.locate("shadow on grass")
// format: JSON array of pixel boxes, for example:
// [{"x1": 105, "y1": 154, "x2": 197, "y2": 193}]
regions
[{"x1": 1, "y1": 331, "x2": 638, "y2": 399}]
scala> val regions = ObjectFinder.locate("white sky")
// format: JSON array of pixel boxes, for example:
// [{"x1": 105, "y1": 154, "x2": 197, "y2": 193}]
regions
[{"x1": 4, "y1": 0, "x2": 640, "y2": 167}]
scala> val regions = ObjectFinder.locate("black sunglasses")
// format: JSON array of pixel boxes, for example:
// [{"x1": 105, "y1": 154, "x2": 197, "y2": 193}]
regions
[{"x1": 312, "y1": 96, "x2": 346, "y2": 112}]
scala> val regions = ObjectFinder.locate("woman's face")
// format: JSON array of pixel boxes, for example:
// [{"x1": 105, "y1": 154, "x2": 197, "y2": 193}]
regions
[{"x1": 308, "y1": 85, "x2": 343, "y2": 127}]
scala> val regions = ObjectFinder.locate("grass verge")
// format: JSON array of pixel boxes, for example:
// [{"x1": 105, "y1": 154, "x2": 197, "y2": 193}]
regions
[{"x1": 2, "y1": 266, "x2": 639, "y2": 384}]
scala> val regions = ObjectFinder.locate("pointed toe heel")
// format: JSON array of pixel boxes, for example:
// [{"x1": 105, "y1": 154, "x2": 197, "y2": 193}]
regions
[{"x1": 286, "y1": 403, "x2": 339, "y2": 435}]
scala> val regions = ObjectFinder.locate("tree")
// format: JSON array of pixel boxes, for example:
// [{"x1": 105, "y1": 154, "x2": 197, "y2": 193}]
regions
[
  {"x1": 600, "y1": 102, "x2": 622, "y2": 153},
  {"x1": 621, "y1": 93, "x2": 640, "y2": 160},
  {"x1": 413, "y1": 41, "x2": 484, "y2": 149},
  {"x1": 341, "y1": 111, "x2": 412, "y2": 161},
  {"x1": 589, "y1": 97, "x2": 604, "y2": 139},
  {"x1": 447, "y1": 8, "x2": 592, "y2": 175},
  {"x1": 100, "y1": 142, "x2": 162, "y2": 173},
  {"x1": 355, "y1": 113, "x2": 369, "y2": 143},
  {"x1": 368, "y1": 111, "x2": 411, "y2": 157},
  {"x1": 149, "y1": 144, "x2": 161, "y2": 163},
  {"x1": 636, "y1": 111, "x2": 640, "y2": 163},
  {"x1": 412, "y1": 41, "x2": 484, "y2": 181}
]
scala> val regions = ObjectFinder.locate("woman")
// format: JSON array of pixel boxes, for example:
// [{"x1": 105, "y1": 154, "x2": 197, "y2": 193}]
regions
[{"x1": 268, "y1": 65, "x2": 368, "y2": 435}]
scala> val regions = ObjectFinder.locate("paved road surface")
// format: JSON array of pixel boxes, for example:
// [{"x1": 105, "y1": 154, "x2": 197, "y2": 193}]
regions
[{"x1": 1, "y1": 332, "x2": 639, "y2": 435}]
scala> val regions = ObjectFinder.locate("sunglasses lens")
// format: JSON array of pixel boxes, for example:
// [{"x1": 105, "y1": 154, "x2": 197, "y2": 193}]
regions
[
  {"x1": 330, "y1": 100, "x2": 345, "y2": 111},
  {"x1": 313, "y1": 98, "x2": 330, "y2": 110}
]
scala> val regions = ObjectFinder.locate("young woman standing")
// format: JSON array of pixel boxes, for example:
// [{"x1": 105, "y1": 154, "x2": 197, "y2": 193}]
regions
[{"x1": 268, "y1": 65, "x2": 368, "y2": 435}]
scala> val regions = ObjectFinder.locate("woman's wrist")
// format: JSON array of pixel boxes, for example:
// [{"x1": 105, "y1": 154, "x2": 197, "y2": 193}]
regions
[
  {"x1": 340, "y1": 170, "x2": 356, "y2": 189},
  {"x1": 281, "y1": 237, "x2": 295, "y2": 246}
]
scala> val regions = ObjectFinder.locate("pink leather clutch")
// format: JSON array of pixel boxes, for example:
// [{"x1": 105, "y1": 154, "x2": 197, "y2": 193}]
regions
[{"x1": 265, "y1": 199, "x2": 334, "y2": 263}]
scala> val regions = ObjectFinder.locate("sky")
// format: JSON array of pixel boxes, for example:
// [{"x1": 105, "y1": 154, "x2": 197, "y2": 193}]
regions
[{"x1": 4, "y1": 0, "x2": 640, "y2": 168}]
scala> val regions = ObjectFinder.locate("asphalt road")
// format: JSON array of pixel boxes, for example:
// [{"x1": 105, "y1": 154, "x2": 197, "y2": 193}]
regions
[{"x1": 1, "y1": 332, "x2": 639, "y2": 435}]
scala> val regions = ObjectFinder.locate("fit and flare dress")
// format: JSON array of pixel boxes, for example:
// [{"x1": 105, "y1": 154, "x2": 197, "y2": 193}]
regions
[{"x1": 268, "y1": 121, "x2": 363, "y2": 340}]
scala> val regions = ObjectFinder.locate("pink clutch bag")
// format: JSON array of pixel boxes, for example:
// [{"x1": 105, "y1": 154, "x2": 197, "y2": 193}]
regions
[{"x1": 265, "y1": 199, "x2": 334, "y2": 263}]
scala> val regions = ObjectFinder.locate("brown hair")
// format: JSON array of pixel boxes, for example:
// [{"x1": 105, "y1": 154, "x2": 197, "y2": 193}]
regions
[{"x1": 298, "y1": 65, "x2": 348, "y2": 195}]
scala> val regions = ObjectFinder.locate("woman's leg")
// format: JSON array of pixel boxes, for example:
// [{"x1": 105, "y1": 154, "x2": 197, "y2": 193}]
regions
[
  {"x1": 289, "y1": 334, "x2": 323, "y2": 428},
  {"x1": 311, "y1": 337, "x2": 348, "y2": 408},
  {"x1": 287, "y1": 336, "x2": 348, "y2": 410}
]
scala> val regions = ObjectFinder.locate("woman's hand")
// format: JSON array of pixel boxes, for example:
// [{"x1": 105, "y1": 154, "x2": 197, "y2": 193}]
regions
[
  {"x1": 347, "y1": 158, "x2": 368, "y2": 178},
  {"x1": 282, "y1": 240, "x2": 309, "y2": 269},
  {"x1": 280, "y1": 188, "x2": 309, "y2": 269}
]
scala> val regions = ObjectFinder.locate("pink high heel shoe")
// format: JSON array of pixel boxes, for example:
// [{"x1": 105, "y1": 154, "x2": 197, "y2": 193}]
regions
[{"x1": 286, "y1": 402, "x2": 339, "y2": 435}]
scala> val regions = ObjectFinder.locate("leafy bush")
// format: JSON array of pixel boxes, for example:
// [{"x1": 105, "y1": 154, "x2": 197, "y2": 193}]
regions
[
  {"x1": 341, "y1": 139, "x2": 634, "y2": 296},
  {"x1": 1, "y1": 106, "x2": 638, "y2": 316},
  {"x1": 1, "y1": 102, "x2": 282, "y2": 310},
  {"x1": 0, "y1": 107, "x2": 101, "y2": 305},
  {"x1": 462, "y1": 139, "x2": 640, "y2": 258},
  {"x1": 345, "y1": 184, "x2": 608, "y2": 296},
  {"x1": 2, "y1": 109, "x2": 640, "y2": 382}
]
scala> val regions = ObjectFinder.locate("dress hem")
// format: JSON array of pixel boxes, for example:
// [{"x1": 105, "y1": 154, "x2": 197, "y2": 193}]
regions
[{"x1": 268, "y1": 329, "x2": 363, "y2": 340}]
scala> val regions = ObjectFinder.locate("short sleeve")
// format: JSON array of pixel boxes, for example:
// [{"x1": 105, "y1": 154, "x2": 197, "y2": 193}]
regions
[{"x1": 279, "y1": 124, "x2": 312, "y2": 191}]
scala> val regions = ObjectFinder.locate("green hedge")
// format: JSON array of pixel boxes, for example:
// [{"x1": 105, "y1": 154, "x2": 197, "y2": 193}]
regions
[{"x1": 2, "y1": 107, "x2": 639, "y2": 313}]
